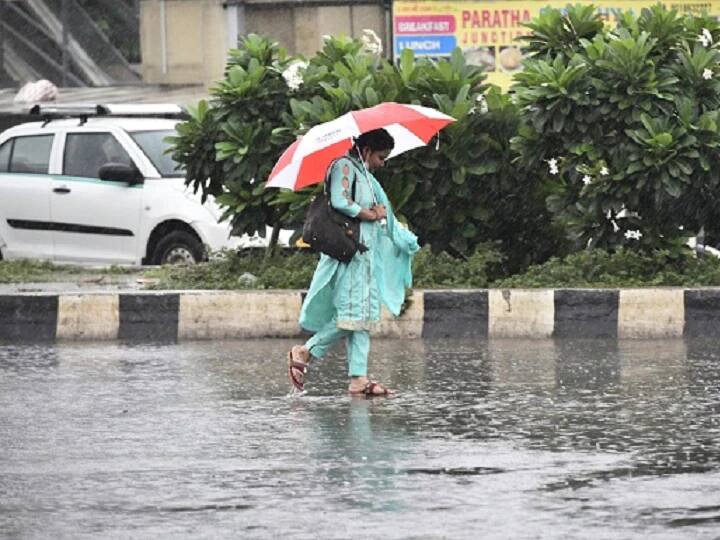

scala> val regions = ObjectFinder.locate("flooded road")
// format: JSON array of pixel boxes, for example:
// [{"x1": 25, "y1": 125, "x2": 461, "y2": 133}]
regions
[{"x1": 1, "y1": 338, "x2": 719, "y2": 539}]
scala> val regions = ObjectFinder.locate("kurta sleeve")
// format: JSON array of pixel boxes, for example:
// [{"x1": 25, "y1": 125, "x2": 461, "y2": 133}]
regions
[{"x1": 329, "y1": 158, "x2": 362, "y2": 218}]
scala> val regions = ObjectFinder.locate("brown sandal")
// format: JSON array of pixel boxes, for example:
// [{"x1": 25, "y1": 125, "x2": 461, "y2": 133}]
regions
[
  {"x1": 287, "y1": 350, "x2": 308, "y2": 391},
  {"x1": 350, "y1": 381, "x2": 391, "y2": 397}
]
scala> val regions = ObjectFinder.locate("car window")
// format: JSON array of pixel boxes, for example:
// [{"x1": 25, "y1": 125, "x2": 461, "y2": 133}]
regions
[
  {"x1": 129, "y1": 130, "x2": 184, "y2": 177},
  {"x1": 64, "y1": 132, "x2": 134, "y2": 179},
  {"x1": 0, "y1": 139, "x2": 11, "y2": 172},
  {"x1": 9, "y1": 135, "x2": 53, "y2": 174}
]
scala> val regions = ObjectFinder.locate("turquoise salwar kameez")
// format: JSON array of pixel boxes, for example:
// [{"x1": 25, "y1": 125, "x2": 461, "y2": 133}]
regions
[{"x1": 300, "y1": 155, "x2": 420, "y2": 376}]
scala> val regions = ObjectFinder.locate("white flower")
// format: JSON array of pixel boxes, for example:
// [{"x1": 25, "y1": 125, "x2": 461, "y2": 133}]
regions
[
  {"x1": 475, "y1": 94, "x2": 488, "y2": 114},
  {"x1": 600, "y1": 166, "x2": 609, "y2": 176},
  {"x1": 703, "y1": 68, "x2": 713, "y2": 80},
  {"x1": 322, "y1": 35, "x2": 332, "y2": 43},
  {"x1": 548, "y1": 158, "x2": 559, "y2": 175},
  {"x1": 704, "y1": 28, "x2": 714, "y2": 44},
  {"x1": 582, "y1": 175, "x2": 592, "y2": 185},
  {"x1": 624, "y1": 229, "x2": 643, "y2": 240},
  {"x1": 361, "y1": 28, "x2": 383, "y2": 56},
  {"x1": 468, "y1": 95, "x2": 485, "y2": 114},
  {"x1": 698, "y1": 28, "x2": 713, "y2": 47},
  {"x1": 281, "y1": 60, "x2": 308, "y2": 91}
]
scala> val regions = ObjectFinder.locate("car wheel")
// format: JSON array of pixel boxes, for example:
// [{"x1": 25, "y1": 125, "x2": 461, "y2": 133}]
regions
[{"x1": 151, "y1": 230, "x2": 205, "y2": 265}]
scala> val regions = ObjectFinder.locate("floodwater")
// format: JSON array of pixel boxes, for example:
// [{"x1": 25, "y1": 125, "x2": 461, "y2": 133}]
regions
[{"x1": 1, "y1": 338, "x2": 720, "y2": 539}]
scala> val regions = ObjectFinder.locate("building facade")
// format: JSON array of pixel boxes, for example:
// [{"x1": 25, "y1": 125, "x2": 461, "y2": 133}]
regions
[{"x1": 140, "y1": 0, "x2": 390, "y2": 86}]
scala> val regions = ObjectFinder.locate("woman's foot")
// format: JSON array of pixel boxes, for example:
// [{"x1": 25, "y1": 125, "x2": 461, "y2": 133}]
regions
[
  {"x1": 348, "y1": 376, "x2": 394, "y2": 396},
  {"x1": 288, "y1": 345, "x2": 311, "y2": 391}
]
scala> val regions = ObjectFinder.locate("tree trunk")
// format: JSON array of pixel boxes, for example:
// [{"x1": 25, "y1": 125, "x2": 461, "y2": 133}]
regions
[{"x1": 266, "y1": 223, "x2": 281, "y2": 256}]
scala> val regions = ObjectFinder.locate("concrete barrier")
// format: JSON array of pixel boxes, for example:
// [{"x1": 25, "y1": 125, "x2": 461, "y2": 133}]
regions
[
  {"x1": 179, "y1": 291, "x2": 302, "y2": 339},
  {"x1": 1, "y1": 288, "x2": 719, "y2": 342},
  {"x1": 489, "y1": 289, "x2": 554, "y2": 338}
]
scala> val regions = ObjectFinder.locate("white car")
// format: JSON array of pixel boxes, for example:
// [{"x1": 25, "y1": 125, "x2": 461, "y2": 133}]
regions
[{"x1": 0, "y1": 104, "x2": 283, "y2": 265}]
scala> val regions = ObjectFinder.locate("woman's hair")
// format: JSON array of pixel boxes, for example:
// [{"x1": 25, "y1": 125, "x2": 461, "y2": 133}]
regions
[{"x1": 354, "y1": 128, "x2": 394, "y2": 153}]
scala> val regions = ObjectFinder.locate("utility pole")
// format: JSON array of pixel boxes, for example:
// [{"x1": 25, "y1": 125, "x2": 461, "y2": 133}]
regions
[
  {"x1": 61, "y1": 0, "x2": 69, "y2": 87},
  {"x1": 0, "y1": 0, "x2": 6, "y2": 83}
]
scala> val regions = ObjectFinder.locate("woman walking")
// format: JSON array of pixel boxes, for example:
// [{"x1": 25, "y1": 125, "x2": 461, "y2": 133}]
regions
[{"x1": 288, "y1": 128, "x2": 419, "y2": 396}]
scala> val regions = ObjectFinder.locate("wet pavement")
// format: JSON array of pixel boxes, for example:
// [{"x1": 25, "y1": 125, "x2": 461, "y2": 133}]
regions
[{"x1": 1, "y1": 338, "x2": 720, "y2": 539}]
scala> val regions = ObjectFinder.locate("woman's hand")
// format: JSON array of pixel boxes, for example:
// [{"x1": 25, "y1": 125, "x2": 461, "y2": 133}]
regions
[
  {"x1": 358, "y1": 205, "x2": 386, "y2": 222},
  {"x1": 372, "y1": 204, "x2": 387, "y2": 220}
]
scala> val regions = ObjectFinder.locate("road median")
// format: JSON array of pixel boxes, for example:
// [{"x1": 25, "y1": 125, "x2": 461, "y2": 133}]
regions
[{"x1": 0, "y1": 288, "x2": 716, "y2": 342}]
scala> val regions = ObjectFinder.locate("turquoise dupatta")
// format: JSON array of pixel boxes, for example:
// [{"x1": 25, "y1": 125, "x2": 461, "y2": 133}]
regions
[{"x1": 299, "y1": 173, "x2": 420, "y2": 333}]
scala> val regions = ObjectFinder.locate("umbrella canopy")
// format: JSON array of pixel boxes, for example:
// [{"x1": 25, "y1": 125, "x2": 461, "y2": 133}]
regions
[{"x1": 266, "y1": 102, "x2": 455, "y2": 191}]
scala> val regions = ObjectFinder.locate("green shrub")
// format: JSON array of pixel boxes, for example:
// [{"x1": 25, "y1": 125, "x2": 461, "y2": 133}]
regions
[
  {"x1": 412, "y1": 244, "x2": 504, "y2": 288},
  {"x1": 145, "y1": 247, "x2": 720, "y2": 290},
  {"x1": 513, "y1": 5, "x2": 720, "y2": 252},
  {"x1": 494, "y1": 248, "x2": 720, "y2": 288},
  {"x1": 144, "y1": 245, "x2": 507, "y2": 290},
  {"x1": 168, "y1": 35, "x2": 298, "y2": 247}
]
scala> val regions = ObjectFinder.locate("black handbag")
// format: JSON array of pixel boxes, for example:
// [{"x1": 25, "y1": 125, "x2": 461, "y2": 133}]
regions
[{"x1": 302, "y1": 159, "x2": 367, "y2": 263}]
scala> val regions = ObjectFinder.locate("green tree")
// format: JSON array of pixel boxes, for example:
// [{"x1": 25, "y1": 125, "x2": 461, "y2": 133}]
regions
[
  {"x1": 513, "y1": 4, "x2": 720, "y2": 252},
  {"x1": 170, "y1": 33, "x2": 564, "y2": 272},
  {"x1": 168, "y1": 35, "x2": 298, "y2": 249}
]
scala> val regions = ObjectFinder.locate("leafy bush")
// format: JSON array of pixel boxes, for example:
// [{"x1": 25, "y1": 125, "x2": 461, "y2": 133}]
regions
[
  {"x1": 168, "y1": 35, "x2": 298, "y2": 247},
  {"x1": 144, "y1": 246, "x2": 720, "y2": 290},
  {"x1": 170, "y1": 33, "x2": 563, "y2": 272},
  {"x1": 145, "y1": 244, "x2": 506, "y2": 290},
  {"x1": 513, "y1": 5, "x2": 720, "y2": 253},
  {"x1": 412, "y1": 244, "x2": 505, "y2": 288},
  {"x1": 494, "y1": 248, "x2": 720, "y2": 288}
]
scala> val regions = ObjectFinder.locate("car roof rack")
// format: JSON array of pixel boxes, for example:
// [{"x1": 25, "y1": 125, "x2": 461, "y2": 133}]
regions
[{"x1": 28, "y1": 103, "x2": 188, "y2": 127}]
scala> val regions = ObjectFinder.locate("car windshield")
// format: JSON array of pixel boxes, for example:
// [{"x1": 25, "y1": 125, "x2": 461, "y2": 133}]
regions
[{"x1": 129, "y1": 130, "x2": 185, "y2": 178}]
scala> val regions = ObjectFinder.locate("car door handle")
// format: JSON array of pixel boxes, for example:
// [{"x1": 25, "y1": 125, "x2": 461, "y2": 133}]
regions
[{"x1": 53, "y1": 187, "x2": 71, "y2": 194}]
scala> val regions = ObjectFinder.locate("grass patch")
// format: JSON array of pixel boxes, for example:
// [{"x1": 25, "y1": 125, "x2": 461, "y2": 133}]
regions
[
  {"x1": 144, "y1": 245, "x2": 506, "y2": 290},
  {"x1": 0, "y1": 259, "x2": 138, "y2": 284},
  {"x1": 143, "y1": 249, "x2": 320, "y2": 289},
  {"x1": 5, "y1": 247, "x2": 720, "y2": 290}
]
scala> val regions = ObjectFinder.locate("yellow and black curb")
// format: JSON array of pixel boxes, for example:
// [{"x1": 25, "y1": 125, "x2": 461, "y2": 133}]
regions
[{"x1": 0, "y1": 288, "x2": 717, "y2": 342}]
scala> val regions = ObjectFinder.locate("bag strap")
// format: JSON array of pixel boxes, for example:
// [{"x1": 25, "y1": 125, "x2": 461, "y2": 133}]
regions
[{"x1": 324, "y1": 157, "x2": 357, "y2": 200}]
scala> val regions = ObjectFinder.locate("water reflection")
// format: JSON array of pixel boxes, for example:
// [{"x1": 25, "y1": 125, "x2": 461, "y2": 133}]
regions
[
  {"x1": 0, "y1": 344, "x2": 59, "y2": 372},
  {"x1": 1, "y1": 338, "x2": 720, "y2": 539},
  {"x1": 555, "y1": 339, "x2": 620, "y2": 390}
]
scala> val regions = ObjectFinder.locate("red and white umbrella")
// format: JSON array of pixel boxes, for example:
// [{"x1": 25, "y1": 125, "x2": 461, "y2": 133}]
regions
[{"x1": 266, "y1": 102, "x2": 455, "y2": 191}]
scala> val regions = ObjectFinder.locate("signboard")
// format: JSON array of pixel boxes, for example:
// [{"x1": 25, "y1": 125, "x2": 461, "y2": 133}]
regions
[{"x1": 393, "y1": 1, "x2": 720, "y2": 88}]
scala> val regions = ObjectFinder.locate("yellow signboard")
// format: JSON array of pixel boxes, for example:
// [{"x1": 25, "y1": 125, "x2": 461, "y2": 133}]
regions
[{"x1": 393, "y1": 1, "x2": 720, "y2": 88}]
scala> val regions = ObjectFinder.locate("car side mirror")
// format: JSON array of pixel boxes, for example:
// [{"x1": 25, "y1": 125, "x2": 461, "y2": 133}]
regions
[{"x1": 98, "y1": 162, "x2": 144, "y2": 185}]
